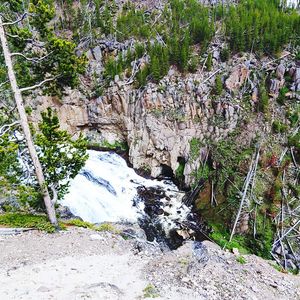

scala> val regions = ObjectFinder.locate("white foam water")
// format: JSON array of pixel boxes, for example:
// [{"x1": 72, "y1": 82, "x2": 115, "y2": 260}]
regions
[{"x1": 61, "y1": 150, "x2": 188, "y2": 226}]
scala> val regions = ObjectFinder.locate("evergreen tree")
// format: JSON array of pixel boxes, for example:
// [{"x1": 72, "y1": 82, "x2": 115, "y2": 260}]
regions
[
  {"x1": 0, "y1": 0, "x2": 87, "y2": 225},
  {"x1": 150, "y1": 55, "x2": 161, "y2": 82},
  {"x1": 206, "y1": 53, "x2": 212, "y2": 71},
  {"x1": 35, "y1": 108, "x2": 88, "y2": 204},
  {"x1": 214, "y1": 74, "x2": 223, "y2": 95},
  {"x1": 258, "y1": 82, "x2": 269, "y2": 113}
]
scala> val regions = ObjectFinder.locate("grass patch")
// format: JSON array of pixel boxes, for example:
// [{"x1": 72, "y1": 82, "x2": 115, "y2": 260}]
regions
[
  {"x1": 64, "y1": 219, "x2": 118, "y2": 233},
  {"x1": 143, "y1": 284, "x2": 159, "y2": 298},
  {"x1": 64, "y1": 219, "x2": 94, "y2": 229},
  {"x1": 209, "y1": 224, "x2": 249, "y2": 254},
  {"x1": 96, "y1": 222, "x2": 119, "y2": 233},
  {"x1": 236, "y1": 256, "x2": 247, "y2": 264},
  {"x1": 0, "y1": 213, "x2": 59, "y2": 233}
]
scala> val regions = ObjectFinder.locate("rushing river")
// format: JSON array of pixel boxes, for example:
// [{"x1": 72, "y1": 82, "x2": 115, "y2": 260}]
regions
[{"x1": 61, "y1": 150, "x2": 196, "y2": 245}]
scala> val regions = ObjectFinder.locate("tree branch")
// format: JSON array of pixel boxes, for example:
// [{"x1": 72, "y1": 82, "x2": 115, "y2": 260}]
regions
[
  {"x1": 2, "y1": 13, "x2": 27, "y2": 26},
  {"x1": 0, "y1": 80, "x2": 9, "y2": 89},
  {"x1": 6, "y1": 33, "x2": 45, "y2": 47},
  {"x1": 11, "y1": 51, "x2": 54, "y2": 63},
  {"x1": 0, "y1": 121, "x2": 20, "y2": 138},
  {"x1": 20, "y1": 77, "x2": 57, "y2": 92}
]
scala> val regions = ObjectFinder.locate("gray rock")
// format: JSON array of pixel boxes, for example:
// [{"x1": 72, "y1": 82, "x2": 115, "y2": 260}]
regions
[
  {"x1": 276, "y1": 64, "x2": 285, "y2": 80},
  {"x1": 213, "y1": 50, "x2": 220, "y2": 61},
  {"x1": 90, "y1": 234, "x2": 105, "y2": 241},
  {"x1": 93, "y1": 46, "x2": 102, "y2": 61}
]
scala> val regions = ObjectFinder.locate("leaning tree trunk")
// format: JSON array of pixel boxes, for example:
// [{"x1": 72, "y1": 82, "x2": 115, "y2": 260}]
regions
[{"x1": 0, "y1": 16, "x2": 58, "y2": 226}]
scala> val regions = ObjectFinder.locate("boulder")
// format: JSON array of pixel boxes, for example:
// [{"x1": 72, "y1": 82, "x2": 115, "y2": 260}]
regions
[
  {"x1": 276, "y1": 64, "x2": 285, "y2": 80},
  {"x1": 225, "y1": 65, "x2": 249, "y2": 93}
]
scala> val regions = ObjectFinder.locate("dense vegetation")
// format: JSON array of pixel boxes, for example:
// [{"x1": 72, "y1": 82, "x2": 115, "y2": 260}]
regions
[
  {"x1": 53, "y1": 0, "x2": 300, "y2": 87},
  {"x1": 0, "y1": 0, "x2": 88, "y2": 218}
]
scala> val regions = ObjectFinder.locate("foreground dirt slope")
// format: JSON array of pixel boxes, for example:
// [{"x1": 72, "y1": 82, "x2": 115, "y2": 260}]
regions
[{"x1": 0, "y1": 227, "x2": 299, "y2": 300}]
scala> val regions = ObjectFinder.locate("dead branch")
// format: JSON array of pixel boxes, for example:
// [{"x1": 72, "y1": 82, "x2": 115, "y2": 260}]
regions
[
  {"x1": 229, "y1": 147, "x2": 260, "y2": 242},
  {"x1": 202, "y1": 68, "x2": 221, "y2": 85},
  {"x1": 0, "y1": 80, "x2": 9, "y2": 88},
  {"x1": 0, "y1": 121, "x2": 20, "y2": 138},
  {"x1": 11, "y1": 51, "x2": 54, "y2": 63},
  {"x1": 290, "y1": 147, "x2": 299, "y2": 169},
  {"x1": 261, "y1": 52, "x2": 291, "y2": 69},
  {"x1": 20, "y1": 76, "x2": 57, "y2": 92},
  {"x1": 274, "y1": 219, "x2": 300, "y2": 244},
  {"x1": 2, "y1": 13, "x2": 27, "y2": 26}
]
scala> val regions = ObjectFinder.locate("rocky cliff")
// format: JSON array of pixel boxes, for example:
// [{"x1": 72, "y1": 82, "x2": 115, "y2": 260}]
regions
[{"x1": 28, "y1": 46, "x2": 300, "y2": 186}]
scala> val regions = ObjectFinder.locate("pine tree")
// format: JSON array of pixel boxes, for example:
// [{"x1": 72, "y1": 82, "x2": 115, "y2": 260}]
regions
[
  {"x1": 35, "y1": 108, "x2": 88, "y2": 204},
  {"x1": 206, "y1": 53, "x2": 212, "y2": 71},
  {"x1": 0, "y1": 0, "x2": 87, "y2": 225},
  {"x1": 151, "y1": 55, "x2": 161, "y2": 82},
  {"x1": 214, "y1": 74, "x2": 223, "y2": 95}
]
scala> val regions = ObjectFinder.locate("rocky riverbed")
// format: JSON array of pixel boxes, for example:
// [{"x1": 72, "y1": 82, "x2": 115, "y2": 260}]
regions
[{"x1": 0, "y1": 225, "x2": 299, "y2": 300}]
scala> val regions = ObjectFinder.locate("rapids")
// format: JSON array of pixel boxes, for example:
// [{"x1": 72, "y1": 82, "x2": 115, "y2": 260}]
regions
[{"x1": 61, "y1": 150, "x2": 194, "y2": 243}]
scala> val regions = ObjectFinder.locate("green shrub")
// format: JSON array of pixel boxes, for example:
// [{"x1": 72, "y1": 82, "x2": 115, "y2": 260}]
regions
[
  {"x1": 272, "y1": 120, "x2": 288, "y2": 133},
  {"x1": 96, "y1": 223, "x2": 118, "y2": 233},
  {"x1": 277, "y1": 87, "x2": 289, "y2": 105},
  {"x1": 286, "y1": 108, "x2": 299, "y2": 127},
  {"x1": 220, "y1": 48, "x2": 230, "y2": 62},
  {"x1": 0, "y1": 213, "x2": 58, "y2": 233},
  {"x1": 143, "y1": 284, "x2": 159, "y2": 298},
  {"x1": 206, "y1": 53, "x2": 212, "y2": 71},
  {"x1": 188, "y1": 56, "x2": 199, "y2": 73},
  {"x1": 236, "y1": 256, "x2": 247, "y2": 264},
  {"x1": 214, "y1": 74, "x2": 223, "y2": 95},
  {"x1": 288, "y1": 132, "x2": 300, "y2": 149},
  {"x1": 189, "y1": 138, "x2": 201, "y2": 161},
  {"x1": 209, "y1": 227, "x2": 249, "y2": 254},
  {"x1": 65, "y1": 219, "x2": 94, "y2": 229},
  {"x1": 258, "y1": 84, "x2": 269, "y2": 113},
  {"x1": 175, "y1": 161, "x2": 185, "y2": 179}
]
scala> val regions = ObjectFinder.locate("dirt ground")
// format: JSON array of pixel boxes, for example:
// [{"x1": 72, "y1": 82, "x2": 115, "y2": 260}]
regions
[{"x1": 0, "y1": 226, "x2": 299, "y2": 300}]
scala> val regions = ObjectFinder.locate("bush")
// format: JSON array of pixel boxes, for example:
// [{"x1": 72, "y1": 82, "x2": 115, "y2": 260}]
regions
[
  {"x1": 236, "y1": 256, "x2": 247, "y2": 264},
  {"x1": 206, "y1": 53, "x2": 212, "y2": 71},
  {"x1": 0, "y1": 213, "x2": 58, "y2": 233},
  {"x1": 277, "y1": 87, "x2": 289, "y2": 105},
  {"x1": 258, "y1": 84, "x2": 269, "y2": 113},
  {"x1": 64, "y1": 219, "x2": 94, "y2": 229},
  {"x1": 214, "y1": 74, "x2": 223, "y2": 95},
  {"x1": 220, "y1": 47, "x2": 230, "y2": 62},
  {"x1": 272, "y1": 120, "x2": 288, "y2": 133}
]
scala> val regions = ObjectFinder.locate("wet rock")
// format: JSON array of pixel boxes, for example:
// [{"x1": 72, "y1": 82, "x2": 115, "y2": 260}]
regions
[{"x1": 57, "y1": 205, "x2": 77, "y2": 220}]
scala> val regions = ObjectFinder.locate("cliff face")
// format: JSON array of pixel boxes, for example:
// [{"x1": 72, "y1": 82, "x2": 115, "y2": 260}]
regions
[{"x1": 28, "y1": 47, "x2": 299, "y2": 186}]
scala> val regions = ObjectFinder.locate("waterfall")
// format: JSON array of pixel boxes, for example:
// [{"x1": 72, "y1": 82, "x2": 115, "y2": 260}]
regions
[
  {"x1": 61, "y1": 150, "x2": 188, "y2": 226},
  {"x1": 62, "y1": 150, "x2": 207, "y2": 247}
]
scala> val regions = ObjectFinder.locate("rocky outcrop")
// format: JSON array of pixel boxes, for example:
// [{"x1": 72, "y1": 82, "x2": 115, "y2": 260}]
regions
[{"x1": 27, "y1": 43, "x2": 299, "y2": 187}]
